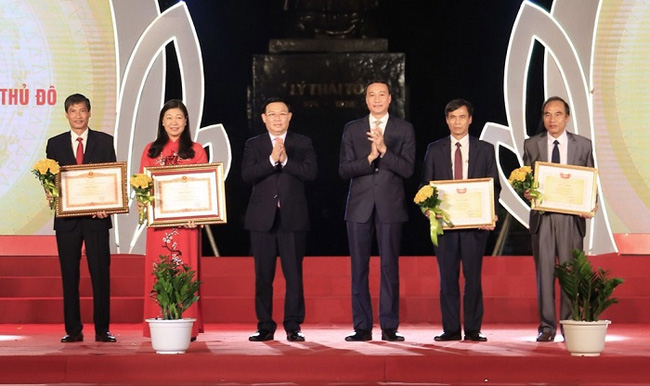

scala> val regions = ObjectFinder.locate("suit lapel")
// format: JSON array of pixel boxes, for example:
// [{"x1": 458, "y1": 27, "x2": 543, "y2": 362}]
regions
[
  {"x1": 84, "y1": 129, "x2": 96, "y2": 164},
  {"x1": 263, "y1": 133, "x2": 273, "y2": 154},
  {"x1": 62, "y1": 132, "x2": 76, "y2": 164},
  {"x1": 384, "y1": 116, "x2": 391, "y2": 138},
  {"x1": 467, "y1": 136, "x2": 479, "y2": 178},
  {"x1": 537, "y1": 132, "x2": 548, "y2": 163},
  {"x1": 566, "y1": 132, "x2": 577, "y2": 165},
  {"x1": 441, "y1": 137, "x2": 452, "y2": 180}
]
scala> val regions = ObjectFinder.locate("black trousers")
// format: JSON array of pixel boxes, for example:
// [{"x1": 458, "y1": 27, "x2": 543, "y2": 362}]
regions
[
  {"x1": 55, "y1": 220, "x2": 111, "y2": 335},
  {"x1": 434, "y1": 229, "x2": 488, "y2": 334},
  {"x1": 250, "y1": 209, "x2": 306, "y2": 333},
  {"x1": 347, "y1": 211, "x2": 402, "y2": 332}
]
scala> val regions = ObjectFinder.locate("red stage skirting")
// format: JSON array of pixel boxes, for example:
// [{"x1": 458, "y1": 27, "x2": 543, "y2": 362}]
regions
[{"x1": 2, "y1": 253, "x2": 649, "y2": 324}]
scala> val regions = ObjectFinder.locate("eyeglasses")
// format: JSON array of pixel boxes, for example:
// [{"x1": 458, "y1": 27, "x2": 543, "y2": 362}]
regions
[{"x1": 265, "y1": 112, "x2": 290, "y2": 119}]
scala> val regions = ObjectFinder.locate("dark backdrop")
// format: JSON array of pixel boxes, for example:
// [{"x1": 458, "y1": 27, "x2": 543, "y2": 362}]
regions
[{"x1": 158, "y1": 0, "x2": 553, "y2": 257}]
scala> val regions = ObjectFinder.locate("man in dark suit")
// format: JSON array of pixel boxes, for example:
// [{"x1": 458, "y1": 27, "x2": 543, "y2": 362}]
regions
[
  {"x1": 523, "y1": 96, "x2": 595, "y2": 342},
  {"x1": 421, "y1": 99, "x2": 500, "y2": 342},
  {"x1": 339, "y1": 80, "x2": 416, "y2": 342},
  {"x1": 44, "y1": 93, "x2": 117, "y2": 343},
  {"x1": 243, "y1": 97, "x2": 317, "y2": 342}
]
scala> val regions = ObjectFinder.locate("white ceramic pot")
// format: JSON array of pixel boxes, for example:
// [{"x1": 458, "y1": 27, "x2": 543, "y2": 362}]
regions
[
  {"x1": 146, "y1": 318, "x2": 196, "y2": 354},
  {"x1": 560, "y1": 319, "x2": 611, "y2": 357}
]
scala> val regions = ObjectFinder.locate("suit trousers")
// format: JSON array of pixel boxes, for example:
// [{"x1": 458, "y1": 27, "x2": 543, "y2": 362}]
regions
[
  {"x1": 347, "y1": 211, "x2": 402, "y2": 331},
  {"x1": 532, "y1": 213, "x2": 583, "y2": 334},
  {"x1": 250, "y1": 209, "x2": 306, "y2": 333},
  {"x1": 435, "y1": 229, "x2": 488, "y2": 334},
  {"x1": 55, "y1": 220, "x2": 111, "y2": 335}
]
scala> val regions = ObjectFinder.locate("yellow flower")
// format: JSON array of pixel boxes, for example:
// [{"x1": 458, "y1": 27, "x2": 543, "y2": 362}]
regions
[
  {"x1": 130, "y1": 174, "x2": 152, "y2": 189},
  {"x1": 414, "y1": 185, "x2": 434, "y2": 204},
  {"x1": 508, "y1": 166, "x2": 532, "y2": 184},
  {"x1": 33, "y1": 158, "x2": 60, "y2": 175}
]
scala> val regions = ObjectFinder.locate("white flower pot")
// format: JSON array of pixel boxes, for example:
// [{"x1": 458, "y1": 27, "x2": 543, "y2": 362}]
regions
[
  {"x1": 560, "y1": 319, "x2": 611, "y2": 357},
  {"x1": 146, "y1": 318, "x2": 196, "y2": 354}
]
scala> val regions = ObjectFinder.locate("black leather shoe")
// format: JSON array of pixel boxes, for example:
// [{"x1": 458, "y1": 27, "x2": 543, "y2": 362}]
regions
[
  {"x1": 190, "y1": 336, "x2": 197, "y2": 342},
  {"x1": 345, "y1": 330, "x2": 372, "y2": 342},
  {"x1": 287, "y1": 330, "x2": 305, "y2": 342},
  {"x1": 434, "y1": 332, "x2": 462, "y2": 341},
  {"x1": 95, "y1": 331, "x2": 117, "y2": 342},
  {"x1": 536, "y1": 330, "x2": 556, "y2": 342},
  {"x1": 249, "y1": 329, "x2": 274, "y2": 341},
  {"x1": 61, "y1": 333, "x2": 83, "y2": 343},
  {"x1": 464, "y1": 332, "x2": 488, "y2": 342},
  {"x1": 381, "y1": 329, "x2": 405, "y2": 342}
]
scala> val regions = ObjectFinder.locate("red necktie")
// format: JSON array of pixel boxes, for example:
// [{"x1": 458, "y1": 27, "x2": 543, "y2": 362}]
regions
[
  {"x1": 454, "y1": 142, "x2": 462, "y2": 179},
  {"x1": 76, "y1": 137, "x2": 84, "y2": 165}
]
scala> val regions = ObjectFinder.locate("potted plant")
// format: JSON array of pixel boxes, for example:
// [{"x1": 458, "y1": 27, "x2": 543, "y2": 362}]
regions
[
  {"x1": 146, "y1": 254, "x2": 201, "y2": 354},
  {"x1": 555, "y1": 249, "x2": 624, "y2": 356}
]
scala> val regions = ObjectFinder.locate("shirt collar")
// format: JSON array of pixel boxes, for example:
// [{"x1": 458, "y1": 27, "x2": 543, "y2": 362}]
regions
[
  {"x1": 269, "y1": 132, "x2": 287, "y2": 142},
  {"x1": 547, "y1": 130, "x2": 568, "y2": 145},
  {"x1": 369, "y1": 113, "x2": 389, "y2": 127},
  {"x1": 451, "y1": 134, "x2": 469, "y2": 147},
  {"x1": 71, "y1": 128, "x2": 89, "y2": 142}
]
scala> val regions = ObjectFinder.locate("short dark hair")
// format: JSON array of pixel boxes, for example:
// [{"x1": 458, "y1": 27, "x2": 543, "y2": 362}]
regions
[
  {"x1": 445, "y1": 98, "x2": 473, "y2": 117},
  {"x1": 64, "y1": 93, "x2": 91, "y2": 112},
  {"x1": 542, "y1": 96, "x2": 570, "y2": 116},
  {"x1": 262, "y1": 97, "x2": 290, "y2": 113},
  {"x1": 364, "y1": 80, "x2": 391, "y2": 95}
]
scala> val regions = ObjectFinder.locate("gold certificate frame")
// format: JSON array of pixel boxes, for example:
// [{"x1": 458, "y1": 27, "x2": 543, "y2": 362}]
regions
[
  {"x1": 56, "y1": 162, "x2": 129, "y2": 217},
  {"x1": 144, "y1": 162, "x2": 227, "y2": 227},
  {"x1": 532, "y1": 161, "x2": 598, "y2": 216},
  {"x1": 431, "y1": 178, "x2": 496, "y2": 230}
]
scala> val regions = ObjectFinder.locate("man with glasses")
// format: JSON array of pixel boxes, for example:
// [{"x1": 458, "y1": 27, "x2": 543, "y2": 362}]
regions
[{"x1": 242, "y1": 97, "x2": 318, "y2": 342}]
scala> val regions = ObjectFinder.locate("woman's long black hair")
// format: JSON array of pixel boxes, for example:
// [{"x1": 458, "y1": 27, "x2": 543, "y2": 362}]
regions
[{"x1": 147, "y1": 99, "x2": 195, "y2": 160}]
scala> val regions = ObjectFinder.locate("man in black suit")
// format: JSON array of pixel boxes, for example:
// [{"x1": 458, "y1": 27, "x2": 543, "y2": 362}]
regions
[
  {"x1": 339, "y1": 80, "x2": 416, "y2": 342},
  {"x1": 44, "y1": 93, "x2": 117, "y2": 343},
  {"x1": 421, "y1": 98, "x2": 500, "y2": 342},
  {"x1": 243, "y1": 97, "x2": 317, "y2": 342},
  {"x1": 523, "y1": 96, "x2": 595, "y2": 342}
]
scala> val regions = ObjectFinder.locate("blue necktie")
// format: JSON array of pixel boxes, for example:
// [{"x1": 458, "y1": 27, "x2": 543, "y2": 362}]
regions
[{"x1": 551, "y1": 140, "x2": 560, "y2": 163}]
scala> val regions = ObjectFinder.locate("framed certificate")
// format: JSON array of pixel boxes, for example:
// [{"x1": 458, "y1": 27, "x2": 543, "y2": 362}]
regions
[
  {"x1": 431, "y1": 178, "x2": 496, "y2": 230},
  {"x1": 144, "y1": 162, "x2": 227, "y2": 227},
  {"x1": 532, "y1": 161, "x2": 598, "y2": 216},
  {"x1": 56, "y1": 162, "x2": 129, "y2": 217}
]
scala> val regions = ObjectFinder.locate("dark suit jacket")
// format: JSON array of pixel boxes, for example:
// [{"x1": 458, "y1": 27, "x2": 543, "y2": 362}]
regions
[
  {"x1": 339, "y1": 115, "x2": 416, "y2": 223},
  {"x1": 421, "y1": 135, "x2": 501, "y2": 212},
  {"x1": 242, "y1": 131, "x2": 317, "y2": 232},
  {"x1": 46, "y1": 129, "x2": 117, "y2": 232},
  {"x1": 523, "y1": 131, "x2": 594, "y2": 235}
]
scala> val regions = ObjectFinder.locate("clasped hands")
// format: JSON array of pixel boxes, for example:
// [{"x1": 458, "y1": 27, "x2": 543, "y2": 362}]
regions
[
  {"x1": 367, "y1": 127, "x2": 387, "y2": 164},
  {"x1": 271, "y1": 137, "x2": 287, "y2": 164}
]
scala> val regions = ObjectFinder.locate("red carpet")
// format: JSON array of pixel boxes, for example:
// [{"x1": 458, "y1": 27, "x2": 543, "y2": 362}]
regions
[
  {"x1": 1, "y1": 238, "x2": 649, "y2": 384},
  {"x1": 1, "y1": 323, "x2": 649, "y2": 385}
]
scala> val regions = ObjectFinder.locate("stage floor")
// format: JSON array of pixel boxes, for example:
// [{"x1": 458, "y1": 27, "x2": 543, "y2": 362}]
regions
[{"x1": 2, "y1": 323, "x2": 649, "y2": 385}]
